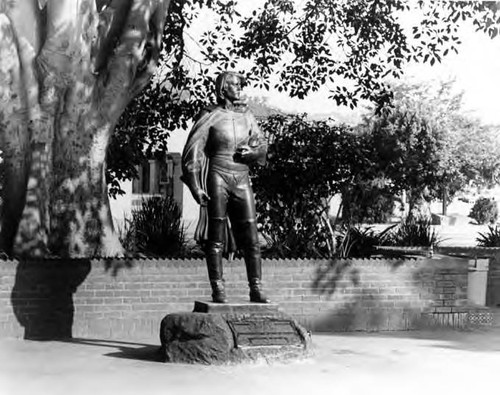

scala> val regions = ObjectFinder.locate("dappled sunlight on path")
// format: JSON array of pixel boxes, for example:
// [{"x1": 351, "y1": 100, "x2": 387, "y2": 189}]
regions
[{"x1": 2, "y1": 328, "x2": 500, "y2": 395}]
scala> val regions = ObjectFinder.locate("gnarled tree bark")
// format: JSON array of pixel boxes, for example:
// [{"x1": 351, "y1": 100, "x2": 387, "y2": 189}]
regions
[{"x1": 0, "y1": 0, "x2": 172, "y2": 257}]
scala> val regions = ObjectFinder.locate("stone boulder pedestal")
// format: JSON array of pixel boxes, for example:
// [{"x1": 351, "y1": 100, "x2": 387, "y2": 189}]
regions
[{"x1": 160, "y1": 301, "x2": 311, "y2": 364}]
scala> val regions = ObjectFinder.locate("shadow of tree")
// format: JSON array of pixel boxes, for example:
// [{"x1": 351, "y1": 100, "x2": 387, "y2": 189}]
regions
[
  {"x1": 11, "y1": 259, "x2": 90, "y2": 340},
  {"x1": 310, "y1": 258, "x2": 418, "y2": 331},
  {"x1": 312, "y1": 258, "x2": 408, "y2": 296},
  {"x1": 103, "y1": 257, "x2": 135, "y2": 277},
  {"x1": 60, "y1": 338, "x2": 163, "y2": 363},
  {"x1": 10, "y1": 256, "x2": 145, "y2": 340},
  {"x1": 311, "y1": 259, "x2": 360, "y2": 296}
]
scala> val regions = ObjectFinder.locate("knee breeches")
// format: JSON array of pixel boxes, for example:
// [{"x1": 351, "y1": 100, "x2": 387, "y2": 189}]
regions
[{"x1": 205, "y1": 164, "x2": 261, "y2": 271}]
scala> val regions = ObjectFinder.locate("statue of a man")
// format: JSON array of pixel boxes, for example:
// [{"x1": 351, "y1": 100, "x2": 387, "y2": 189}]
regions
[{"x1": 181, "y1": 71, "x2": 269, "y2": 304}]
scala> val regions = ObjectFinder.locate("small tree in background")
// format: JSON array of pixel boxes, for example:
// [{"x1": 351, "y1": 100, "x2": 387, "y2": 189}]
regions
[
  {"x1": 357, "y1": 80, "x2": 500, "y2": 217},
  {"x1": 470, "y1": 197, "x2": 499, "y2": 225},
  {"x1": 341, "y1": 180, "x2": 396, "y2": 224},
  {"x1": 253, "y1": 115, "x2": 367, "y2": 258}
]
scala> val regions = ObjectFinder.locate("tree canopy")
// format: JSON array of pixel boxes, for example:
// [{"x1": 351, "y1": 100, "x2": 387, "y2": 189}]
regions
[
  {"x1": 108, "y1": 0, "x2": 500, "y2": 193},
  {"x1": 358, "y1": 80, "x2": 500, "y2": 210}
]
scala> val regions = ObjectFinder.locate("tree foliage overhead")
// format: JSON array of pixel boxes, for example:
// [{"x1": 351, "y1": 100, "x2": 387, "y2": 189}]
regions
[
  {"x1": 178, "y1": 0, "x2": 500, "y2": 108},
  {"x1": 108, "y1": 0, "x2": 500, "y2": 193}
]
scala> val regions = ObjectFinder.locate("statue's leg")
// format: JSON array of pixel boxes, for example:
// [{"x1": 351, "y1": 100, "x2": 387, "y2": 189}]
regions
[
  {"x1": 229, "y1": 173, "x2": 270, "y2": 303},
  {"x1": 206, "y1": 169, "x2": 229, "y2": 303}
]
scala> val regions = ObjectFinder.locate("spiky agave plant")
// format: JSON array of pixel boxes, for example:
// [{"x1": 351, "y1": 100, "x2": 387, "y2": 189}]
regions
[
  {"x1": 121, "y1": 196, "x2": 186, "y2": 257},
  {"x1": 388, "y1": 216, "x2": 441, "y2": 247},
  {"x1": 477, "y1": 225, "x2": 500, "y2": 247},
  {"x1": 335, "y1": 224, "x2": 396, "y2": 258}
]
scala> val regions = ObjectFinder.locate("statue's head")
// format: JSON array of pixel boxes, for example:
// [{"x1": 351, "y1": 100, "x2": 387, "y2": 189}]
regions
[{"x1": 215, "y1": 71, "x2": 246, "y2": 104}]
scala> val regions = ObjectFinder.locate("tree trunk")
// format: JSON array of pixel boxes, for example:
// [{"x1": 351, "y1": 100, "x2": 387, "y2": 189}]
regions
[
  {"x1": 442, "y1": 186, "x2": 448, "y2": 216},
  {"x1": 0, "y1": 0, "x2": 171, "y2": 257}
]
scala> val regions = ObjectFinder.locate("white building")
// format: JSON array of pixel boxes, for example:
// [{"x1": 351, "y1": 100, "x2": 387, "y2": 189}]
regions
[{"x1": 109, "y1": 128, "x2": 200, "y2": 237}]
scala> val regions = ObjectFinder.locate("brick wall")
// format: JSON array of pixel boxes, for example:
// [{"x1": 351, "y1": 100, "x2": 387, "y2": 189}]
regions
[{"x1": 0, "y1": 256, "x2": 471, "y2": 340}]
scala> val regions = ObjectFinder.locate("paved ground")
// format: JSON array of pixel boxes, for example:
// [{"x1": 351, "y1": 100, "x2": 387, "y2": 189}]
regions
[{"x1": 2, "y1": 328, "x2": 500, "y2": 395}]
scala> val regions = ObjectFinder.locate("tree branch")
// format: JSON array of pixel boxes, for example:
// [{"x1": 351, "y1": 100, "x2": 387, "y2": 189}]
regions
[
  {"x1": 92, "y1": 0, "x2": 134, "y2": 75},
  {"x1": 129, "y1": 0, "x2": 172, "y2": 97},
  {"x1": 94, "y1": 0, "x2": 171, "y2": 121}
]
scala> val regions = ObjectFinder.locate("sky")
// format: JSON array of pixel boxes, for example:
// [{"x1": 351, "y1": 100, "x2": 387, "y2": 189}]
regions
[
  {"x1": 388, "y1": 20, "x2": 500, "y2": 125},
  {"x1": 186, "y1": 1, "x2": 500, "y2": 126}
]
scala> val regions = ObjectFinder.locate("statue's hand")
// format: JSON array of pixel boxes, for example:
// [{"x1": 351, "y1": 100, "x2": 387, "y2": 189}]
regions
[
  {"x1": 236, "y1": 145, "x2": 252, "y2": 158},
  {"x1": 234, "y1": 142, "x2": 267, "y2": 166},
  {"x1": 193, "y1": 189, "x2": 210, "y2": 207}
]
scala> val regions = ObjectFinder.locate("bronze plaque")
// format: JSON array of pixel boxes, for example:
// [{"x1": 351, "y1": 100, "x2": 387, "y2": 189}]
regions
[{"x1": 227, "y1": 318, "x2": 303, "y2": 347}]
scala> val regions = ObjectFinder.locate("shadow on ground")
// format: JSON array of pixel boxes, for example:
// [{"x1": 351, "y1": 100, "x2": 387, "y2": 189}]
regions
[{"x1": 60, "y1": 338, "x2": 164, "y2": 363}]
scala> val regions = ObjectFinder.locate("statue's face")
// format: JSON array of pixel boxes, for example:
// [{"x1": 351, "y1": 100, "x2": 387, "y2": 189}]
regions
[{"x1": 223, "y1": 74, "x2": 242, "y2": 101}]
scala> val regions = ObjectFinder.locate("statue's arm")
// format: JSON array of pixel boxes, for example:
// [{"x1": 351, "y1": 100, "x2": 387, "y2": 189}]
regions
[{"x1": 245, "y1": 112, "x2": 268, "y2": 166}]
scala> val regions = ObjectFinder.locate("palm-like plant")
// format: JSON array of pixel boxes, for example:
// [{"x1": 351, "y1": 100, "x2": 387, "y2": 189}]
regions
[
  {"x1": 477, "y1": 225, "x2": 500, "y2": 247},
  {"x1": 119, "y1": 196, "x2": 186, "y2": 257},
  {"x1": 386, "y1": 216, "x2": 441, "y2": 247}
]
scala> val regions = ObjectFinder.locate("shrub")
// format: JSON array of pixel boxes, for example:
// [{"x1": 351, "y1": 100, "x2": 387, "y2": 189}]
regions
[
  {"x1": 119, "y1": 196, "x2": 187, "y2": 257},
  {"x1": 342, "y1": 185, "x2": 396, "y2": 224},
  {"x1": 385, "y1": 216, "x2": 441, "y2": 247},
  {"x1": 469, "y1": 197, "x2": 498, "y2": 225},
  {"x1": 260, "y1": 226, "x2": 316, "y2": 259},
  {"x1": 253, "y1": 115, "x2": 363, "y2": 259},
  {"x1": 335, "y1": 224, "x2": 395, "y2": 258},
  {"x1": 477, "y1": 225, "x2": 500, "y2": 247}
]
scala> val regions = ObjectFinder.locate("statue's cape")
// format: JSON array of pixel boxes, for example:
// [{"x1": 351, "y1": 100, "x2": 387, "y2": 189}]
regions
[{"x1": 181, "y1": 107, "x2": 238, "y2": 256}]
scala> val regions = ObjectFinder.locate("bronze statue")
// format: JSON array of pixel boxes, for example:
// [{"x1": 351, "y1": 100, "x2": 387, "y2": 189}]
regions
[{"x1": 181, "y1": 71, "x2": 269, "y2": 304}]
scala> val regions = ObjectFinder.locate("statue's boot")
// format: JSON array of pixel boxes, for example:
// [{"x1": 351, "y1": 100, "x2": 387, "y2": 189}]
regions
[
  {"x1": 249, "y1": 277, "x2": 270, "y2": 304},
  {"x1": 206, "y1": 241, "x2": 227, "y2": 303},
  {"x1": 238, "y1": 219, "x2": 270, "y2": 303}
]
